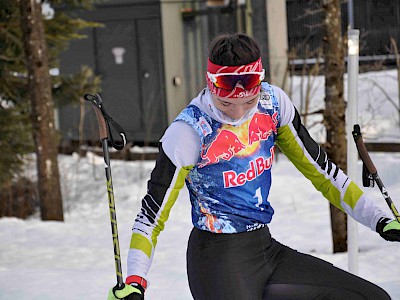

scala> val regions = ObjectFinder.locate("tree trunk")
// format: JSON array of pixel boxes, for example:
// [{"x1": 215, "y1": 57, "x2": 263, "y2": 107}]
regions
[
  {"x1": 19, "y1": 0, "x2": 63, "y2": 221},
  {"x1": 321, "y1": 0, "x2": 347, "y2": 252}
]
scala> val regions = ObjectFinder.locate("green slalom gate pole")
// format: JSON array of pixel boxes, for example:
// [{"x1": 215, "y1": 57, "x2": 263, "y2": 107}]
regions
[
  {"x1": 352, "y1": 124, "x2": 400, "y2": 223},
  {"x1": 84, "y1": 93, "x2": 126, "y2": 288}
]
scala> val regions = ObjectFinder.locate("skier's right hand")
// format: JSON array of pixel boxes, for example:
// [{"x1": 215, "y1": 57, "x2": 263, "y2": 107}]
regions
[
  {"x1": 107, "y1": 283, "x2": 144, "y2": 300},
  {"x1": 376, "y1": 217, "x2": 400, "y2": 242}
]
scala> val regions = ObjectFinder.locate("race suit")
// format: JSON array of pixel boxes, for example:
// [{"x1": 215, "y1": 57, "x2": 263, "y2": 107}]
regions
[{"x1": 126, "y1": 82, "x2": 390, "y2": 299}]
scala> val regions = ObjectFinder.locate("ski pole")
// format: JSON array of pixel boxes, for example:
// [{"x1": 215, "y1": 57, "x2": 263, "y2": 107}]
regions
[
  {"x1": 352, "y1": 124, "x2": 400, "y2": 223},
  {"x1": 84, "y1": 93, "x2": 127, "y2": 288}
]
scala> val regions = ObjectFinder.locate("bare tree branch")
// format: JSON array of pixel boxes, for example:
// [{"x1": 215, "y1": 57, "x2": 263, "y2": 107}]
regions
[{"x1": 364, "y1": 78, "x2": 399, "y2": 110}]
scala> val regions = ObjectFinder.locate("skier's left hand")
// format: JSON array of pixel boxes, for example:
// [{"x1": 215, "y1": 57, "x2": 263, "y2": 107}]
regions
[
  {"x1": 107, "y1": 283, "x2": 144, "y2": 300},
  {"x1": 376, "y1": 217, "x2": 400, "y2": 242}
]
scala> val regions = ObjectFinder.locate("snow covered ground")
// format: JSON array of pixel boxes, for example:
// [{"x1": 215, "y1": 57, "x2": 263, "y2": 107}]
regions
[
  {"x1": 0, "y1": 151, "x2": 399, "y2": 299},
  {"x1": 1, "y1": 69, "x2": 400, "y2": 299}
]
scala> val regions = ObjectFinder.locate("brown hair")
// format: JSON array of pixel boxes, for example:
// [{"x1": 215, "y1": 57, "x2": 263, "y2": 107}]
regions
[{"x1": 208, "y1": 33, "x2": 261, "y2": 66}]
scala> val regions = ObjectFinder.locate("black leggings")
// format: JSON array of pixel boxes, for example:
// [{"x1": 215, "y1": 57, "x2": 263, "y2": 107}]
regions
[{"x1": 186, "y1": 227, "x2": 391, "y2": 300}]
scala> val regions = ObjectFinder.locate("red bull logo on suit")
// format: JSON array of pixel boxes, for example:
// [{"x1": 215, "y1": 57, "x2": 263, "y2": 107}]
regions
[
  {"x1": 199, "y1": 129, "x2": 246, "y2": 168},
  {"x1": 248, "y1": 111, "x2": 278, "y2": 145},
  {"x1": 199, "y1": 111, "x2": 278, "y2": 169}
]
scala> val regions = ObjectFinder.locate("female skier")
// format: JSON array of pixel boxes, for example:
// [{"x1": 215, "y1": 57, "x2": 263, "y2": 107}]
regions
[{"x1": 108, "y1": 33, "x2": 400, "y2": 300}]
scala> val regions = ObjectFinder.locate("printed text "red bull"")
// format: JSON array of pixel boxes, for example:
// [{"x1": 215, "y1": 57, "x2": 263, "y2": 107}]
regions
[{"x1": 223, "y1": 147, "x2": 274, "y2": 188}]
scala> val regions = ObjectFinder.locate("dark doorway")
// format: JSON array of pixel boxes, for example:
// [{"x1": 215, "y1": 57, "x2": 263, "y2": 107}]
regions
[{"x1": 58, "y1": 2, "x2": 167, "y2": 146}]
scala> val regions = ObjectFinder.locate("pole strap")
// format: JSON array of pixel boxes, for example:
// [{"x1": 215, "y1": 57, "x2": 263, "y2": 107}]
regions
[{"x1": 84, "y1": 93, "x2": 127, "y2": 150}]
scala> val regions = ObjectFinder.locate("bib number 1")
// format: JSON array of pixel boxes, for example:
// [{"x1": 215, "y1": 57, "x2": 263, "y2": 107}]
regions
[{"x1": 254, "y1": 187, "x2": 264, "y2": 211}]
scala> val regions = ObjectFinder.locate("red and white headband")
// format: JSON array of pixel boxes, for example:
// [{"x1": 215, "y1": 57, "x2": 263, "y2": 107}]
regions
[{"x1": 206, "y1": 57, "x2": 263, "y2": 98}]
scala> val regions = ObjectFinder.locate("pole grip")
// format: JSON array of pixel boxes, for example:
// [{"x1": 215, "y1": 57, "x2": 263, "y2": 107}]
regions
[
  {"x1": 352, "y1": 124, "x2": 400, "y2": 222},
  {"x1": 84, "y1": 93, "x2": 108, "y2": 141},
  {"x1": 352, "y1": 124, "x2": 377, "y2": 174},
  {"x1": 92, "y1": 104, "x2": 108, "y2": 141}
]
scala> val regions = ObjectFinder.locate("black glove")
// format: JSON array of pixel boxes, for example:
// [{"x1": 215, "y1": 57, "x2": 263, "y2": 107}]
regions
[
  {"x1": 107, "y1": 283, "x2": 144, "y2": 300},
  {"x1": 376, "y1": 217, "x2": 400, "y2": 242}
]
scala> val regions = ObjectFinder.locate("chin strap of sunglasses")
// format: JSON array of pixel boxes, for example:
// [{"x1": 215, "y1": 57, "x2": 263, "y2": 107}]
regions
[{"x1": 83, "y1": 93, "x2": 127, "y2": 151}]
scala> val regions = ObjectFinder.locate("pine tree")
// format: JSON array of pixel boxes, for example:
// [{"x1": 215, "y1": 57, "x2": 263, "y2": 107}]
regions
[
  {"x1": 19, "y1": 0, "x2": 65, "y2": 220},
  {"x1": 0, "y1": 1, "x2": 33, "y2": 188},
  {"x1": 0, "y1": 0, "x2": 101, "y2": 220}
]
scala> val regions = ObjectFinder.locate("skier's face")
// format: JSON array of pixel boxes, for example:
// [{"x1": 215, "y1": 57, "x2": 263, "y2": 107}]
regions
[{"x1": 211, "y1": 93, "x2": 260, "y2": 120}]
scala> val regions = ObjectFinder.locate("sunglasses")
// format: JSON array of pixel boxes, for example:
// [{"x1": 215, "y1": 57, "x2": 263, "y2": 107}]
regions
[{"x1": 207, "y1": 69, "x2": 265, "y2": 91}]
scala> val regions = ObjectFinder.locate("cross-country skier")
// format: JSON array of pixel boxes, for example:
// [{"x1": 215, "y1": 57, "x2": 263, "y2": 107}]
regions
[{"x1": 108, "y1": 33, "x2": 400, "y2": 300}]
